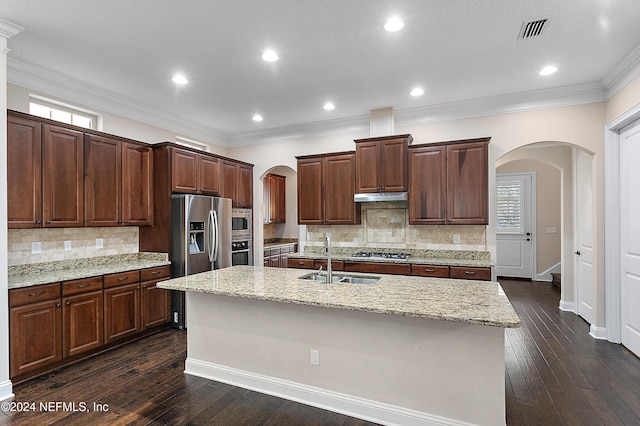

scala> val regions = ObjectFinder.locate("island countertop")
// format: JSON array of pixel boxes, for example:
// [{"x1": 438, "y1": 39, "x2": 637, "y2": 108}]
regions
[{"x1": 157, "y1": 265, "x2": 520, "y2": 328}]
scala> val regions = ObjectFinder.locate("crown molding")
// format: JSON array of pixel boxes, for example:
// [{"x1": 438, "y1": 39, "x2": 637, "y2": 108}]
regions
[
  {"x1": 0, "y1": 18, "x2": 24, "y2": 40},
  {"x1": 603, "y1": 42, "x2": 640, "y2": 98},
  {"x1": 7, "y1": 58, "x2": 230, "y2": 147}
]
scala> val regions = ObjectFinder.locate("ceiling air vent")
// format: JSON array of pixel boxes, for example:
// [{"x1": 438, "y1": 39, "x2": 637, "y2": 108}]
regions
[{"x1": 519, "y1": 19, "x2": 548, "y2": 40}]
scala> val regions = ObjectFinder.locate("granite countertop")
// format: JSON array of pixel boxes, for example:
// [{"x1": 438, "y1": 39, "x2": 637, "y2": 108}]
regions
[
  {"x1": 157, "y1": 265, "x2": 520, "y2": 328},
  {"x1": 8, "y1": 253, "x2": 171, "y2": 289},
  {"x1": 263, "y1": 238, "x2": 299, "y2": 248},
  {"x1": 288, "y1": 248, "x2": 493, "y2": 268}
]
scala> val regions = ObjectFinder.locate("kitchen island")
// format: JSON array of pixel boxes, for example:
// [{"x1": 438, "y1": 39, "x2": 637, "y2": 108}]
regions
[{"x1": 158, "y1": 265, "x2": 519, "y2": 426}]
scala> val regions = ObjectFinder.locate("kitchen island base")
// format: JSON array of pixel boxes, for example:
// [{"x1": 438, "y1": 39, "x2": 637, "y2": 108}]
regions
[{"x1": 185, "y1": 292, "x2": 506, "y2": 426}]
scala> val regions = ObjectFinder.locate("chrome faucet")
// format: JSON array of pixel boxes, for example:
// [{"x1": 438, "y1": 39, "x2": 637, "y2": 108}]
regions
[{"x1": 324, "y1": 234, "x2": 333, "y2": 283}]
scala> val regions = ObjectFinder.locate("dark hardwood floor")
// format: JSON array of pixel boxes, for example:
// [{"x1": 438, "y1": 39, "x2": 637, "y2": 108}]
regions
[{"x1": 2, "y1": 279, "x2": 639, "y2": 425}]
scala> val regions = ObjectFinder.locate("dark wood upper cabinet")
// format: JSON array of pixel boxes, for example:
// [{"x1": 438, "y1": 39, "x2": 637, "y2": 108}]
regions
[
  {"x1": 408, "y1": 138, "x2": 489, "y2": 225},
  {"x1": 199, "y1": 155, "x2": 221, "y2": 195},
  {"x1": 354, "y1": 134, "x2": 411, "y2": 193},
  {"x1": 446, "y1": 141, "x2": 488, "y2": 225},
  {"x1": 7, "y1": 114, "x2": 42, "y2": 228},
  {"x1": 42, "y1": 124, "x2": 85, "y2": 227},
  {"x1": 297, "y1": 156, "x2": 324, "y2": 225},
  {"x1": 408, "y1": 145, "x2": 447, "y2": 224},
  {"x1": 85, "y1": 134, "x2": 121, "y2": 226},
  {"x1": 122, "y1": 142, "x2": 154, "y2": 226},
  {"x1": 171, "y1": 148, "x2": 199, "y2": 193},
  {"x1": 296, "y1": 152, "x2": 360, "y2": 225},
  {"x1": 221, "y1": 159, "x2": 253, "y2": 208},
  {"x1": 264, "y1": 173, "x2": 286, "y2": 224}
]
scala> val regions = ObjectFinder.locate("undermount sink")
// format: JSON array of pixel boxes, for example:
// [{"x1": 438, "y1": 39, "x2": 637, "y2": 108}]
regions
[{"x1": 298, "y1": 272, "x2": 380, "y2": 284}]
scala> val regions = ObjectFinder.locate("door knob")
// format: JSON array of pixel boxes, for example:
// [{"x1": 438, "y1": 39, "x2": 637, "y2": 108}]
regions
[
  {"x1": 526, "y1": 232, "x2": 531, "y2": 236},
  {"x1": 575, "y1": 251, "x2": 581, "y2": 255}
]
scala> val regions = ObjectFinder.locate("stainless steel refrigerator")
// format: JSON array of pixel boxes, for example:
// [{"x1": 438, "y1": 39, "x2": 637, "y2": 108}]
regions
[{"x1": 171, "y1": 194, "x2": 232, "y2": 328}]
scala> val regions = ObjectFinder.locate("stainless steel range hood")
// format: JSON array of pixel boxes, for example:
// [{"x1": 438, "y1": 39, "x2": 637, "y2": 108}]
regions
[{"x1": 354, "y1": 192, "x2": 408, "y2": 203}]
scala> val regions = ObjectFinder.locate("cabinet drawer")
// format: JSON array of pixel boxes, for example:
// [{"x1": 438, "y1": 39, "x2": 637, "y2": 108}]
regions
[
  {"x1": 62, "y1": 276, "x2": 103, "y2": 296},
  {"x1": 449, "y1": 266, "x2": 491, "y2": 281},
  {"x1": 104, "y1": 270, "x2": 140, "y2": 289},
  {"x1": 10, "y1": 283, "x2": 61, "y2": 308},
  {"x1": 287, "y1": 258, "x2": 314, "y2": 269},
  {"x1": 313, "y1": 259, "x2": 344, "y2": 271},
  {"x1": 140, "y1": 265, "x2": 170, "y2": 282},
  {"x1": 411, "y1": 264, "x2": 449, "y2": 278},
  {"x1": 264, "y1": 247, "x2": 280, "y2": 256},
  {"x1": 343, "y1": 262, "x2": 411, "y2": 275}
]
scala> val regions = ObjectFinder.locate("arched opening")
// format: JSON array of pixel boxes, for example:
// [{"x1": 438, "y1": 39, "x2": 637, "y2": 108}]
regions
[{"x1": 495, "y1": 141, "x2": 596, "y2": 328}]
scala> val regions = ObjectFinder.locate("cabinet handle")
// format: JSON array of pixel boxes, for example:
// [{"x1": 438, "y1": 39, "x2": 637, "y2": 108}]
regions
[
  {"x1": 297, "y1": 262, "x2": 305, "y2": 265},
  {"x1": 151, "y1": 271, "x2": 160, "y2": 275},
  {"x1": 46, "y1": 220, "x2": 51, "y2": 224},
  {"x1": 424, "y1": 269, "x2": 435, "y2": 273},
  {"x1": 76, "y1": 283, "x2": 91, "y2": 288},
  {"x1": 28, "y1": 291, "x2": 46, "y2": 297},
  {"x1": 118, "y1": 277, "x2": 129, "y2": 281},
  {"x1": 56, "y1": 303, "x2": 61, "y2": 308},
  {"x1": 36, "y1": 220, "x2": 42, "y2": 224},
  {"x1": 142, "y1": 285, "x2": 147, "y2": 289},
  {"x1": 464, "y1": 271, "x2": 476, "y2": 275},
  {"x1": 65, "y1": 301, "x2": 71, "y2": 306},
  {"x1": 447, "y1": 218, "x2": 452, "y2": 223}
]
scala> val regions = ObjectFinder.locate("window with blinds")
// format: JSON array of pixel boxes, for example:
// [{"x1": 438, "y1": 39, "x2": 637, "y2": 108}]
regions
[{"x1": 497, "y1": 180, "x2": 523, "y2": 233}]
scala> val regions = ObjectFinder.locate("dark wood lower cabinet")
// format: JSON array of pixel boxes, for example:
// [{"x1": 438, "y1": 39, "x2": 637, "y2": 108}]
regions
[
  {"x1": 63, "y1": 290, "x2": 104, "y2": 358},
  {"x1": 9, "y1": 299, "x2": 62, "y2": 378},
  {"x1": 104, "y1": 283, "x2": 141, "y2": 343},
  {"x1": 343, "y1": 261, "x2": 411, "y2": 275},
  {"x1": 8, "y1": 265, "x2": 171, "y2": 382}
]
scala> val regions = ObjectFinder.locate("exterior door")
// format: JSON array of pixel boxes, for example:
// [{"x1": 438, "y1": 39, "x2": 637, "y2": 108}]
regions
[
  {"x1": 575, "y1": 149, "x2": 595, "y2": 325},
  {"x1": 620, "y1": 118, "x2": 640, "y2": 357},
  {"x1": 496, "y1": 173, "x2": 534, "y2": 278}
]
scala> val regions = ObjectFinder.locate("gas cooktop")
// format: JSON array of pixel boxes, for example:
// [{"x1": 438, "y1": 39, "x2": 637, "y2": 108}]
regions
[{"x1": 351, "y1": 251, "x2": 412, "y2": 260}]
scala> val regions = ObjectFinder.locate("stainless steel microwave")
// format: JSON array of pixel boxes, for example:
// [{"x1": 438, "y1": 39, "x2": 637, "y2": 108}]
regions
[{"x1": 231, "y1": 208, "x2": 252, "y2": 241}]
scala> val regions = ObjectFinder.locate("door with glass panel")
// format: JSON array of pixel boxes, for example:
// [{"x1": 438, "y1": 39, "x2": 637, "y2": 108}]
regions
[{"x1": 496, "y1": 173, "x2": 534, "y2": 278}]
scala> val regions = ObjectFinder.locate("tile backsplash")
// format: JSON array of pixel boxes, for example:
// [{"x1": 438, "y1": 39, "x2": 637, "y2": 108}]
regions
[
  {"x1": 8, "y1": 227, "x2": 139, "y2": 266},
  {"x1": 305, "y1": 202, "x2": 486, "y2": 251}
]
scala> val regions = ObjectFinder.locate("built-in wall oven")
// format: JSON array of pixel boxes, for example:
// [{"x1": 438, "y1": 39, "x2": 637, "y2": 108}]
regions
[{"x1": 231, "y1": 208, "x2": 253, "y2": 266}]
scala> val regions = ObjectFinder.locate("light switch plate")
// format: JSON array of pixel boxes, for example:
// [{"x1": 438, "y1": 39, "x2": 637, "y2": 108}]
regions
[
  {"x1": 31, "y1": 242, "x2": 42, "y2": 254},
  {"x1": 96, "y1": 238, "x2": 104, "y2": 249},
  {"x1": 453, "y1": 234, "x2": 461, "y2": 244},
  {"x1": 64, "y1": 240, "x2": 72, "y2": 251},
  {"x1": 547, "y1": 227, "x2": 557, "y2": 234}
]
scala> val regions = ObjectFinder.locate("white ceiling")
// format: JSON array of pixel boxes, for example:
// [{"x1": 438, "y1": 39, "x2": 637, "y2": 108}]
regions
[{"x1": 3, "y1": 0, "x2": 640, "y2": 146}]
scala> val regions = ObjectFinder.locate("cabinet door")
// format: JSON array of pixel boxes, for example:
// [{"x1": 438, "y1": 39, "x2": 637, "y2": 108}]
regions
[
  {"x1": 104, "y1": 283, "x2": 140, "y2": 343},
  {"x1": 355, "y1": 141, "x2": 380, "y2": 193},
  {"x1": 63, "y1": 290, "x2": 104, "y2": 358},
  {"x1": 237, "y1": 163, "x2": 253, "y2": 208},
  {"x1": 199, "y1": 155, "x2": 221, "y2": 195},
  {"x1": 269, "y1": 174, "x2": 286, "y2": 223},
  {"x1": 171, "y1": 148, "x2": 199, "y2": 193},
  {"x1": 141, "y1": 280, "x2": 171, "y2": 330},
  {"x1": 9, "y1": 300, "x2": 62, "y2": 378},
  {"x1": 325, "y1": 154, "x2": 360, "y2": 225},
  {"x1": 446, "y1": 142, "x2": 488, "y2": 224},
  {"x1": 122, "y1": 143, "x2": 154, "y2": 225},
  {"x1": 221, "y1": 160, "x2": 237, "y2": 202},
  {"x1": 85, "y1": 134, "x2": 121, "y2": 226},
  {"x1": 42, "y1": 124, "x2": 85, "y2": 227},
  {"x1": 297, "y1": 157, "x2": 324, "y2": 224},
  {"x1": 7, "y1": 115, "x2": 42, "y2": 228},
  {"x1": 408, "y1": 146, "x2": 447, "y2": 224},
  {"x1": 381, "y1": 138, "x2": 408, "y2": 192}
]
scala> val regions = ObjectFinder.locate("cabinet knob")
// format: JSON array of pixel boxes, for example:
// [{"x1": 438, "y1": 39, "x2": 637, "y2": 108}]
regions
[
  {"x1": 36, "y1": 220, "x2": 42, "y2": 224},
  {"x1": 46, "y1": 220, "x2": 51, "y2": 224},
  {"x1": 65, "y1": 301, "x2": 71, "y2": 306},
  {"x1": 56, "y1": 303, "x2": 61, "y2": 308}
]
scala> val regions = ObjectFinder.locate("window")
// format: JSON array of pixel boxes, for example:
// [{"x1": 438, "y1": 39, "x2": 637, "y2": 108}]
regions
[
  {"x1": 496, "y1": 180, "x2": 523, "y2": 233},
  {"x1": 29, "y1": 96, "x2": 98, "y2": 130},
  {"x1": 175, "y1": 136, "x2": 210, "y2": 152}
]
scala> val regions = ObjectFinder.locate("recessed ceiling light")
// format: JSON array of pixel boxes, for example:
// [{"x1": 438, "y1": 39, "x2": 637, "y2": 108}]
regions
[
  {"x1": 539, "y1": 65, "x2": 558, "y2": 76},
  {"x1": 252, "y1": 114, "x2": 263, "y2": 122},
  {"x1": 323, "y1": 102, "x2": 335, "y2": 111},
  {"x1": 410, "y1": 87, "x2": 424, "y2": 97},
  {"x1": 172, "y1": 74, "x2": 188, "y2": 85},
  {"x1": 384, "y1": 17, "x2": 404, "y2": 32},
  {"x1": 261, "y1": 50, "x2": 279, "y2": 62}
]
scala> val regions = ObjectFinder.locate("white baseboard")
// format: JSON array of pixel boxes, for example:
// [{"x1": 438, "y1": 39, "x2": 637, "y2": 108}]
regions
[
  {"x1": 185, "y1": 358, "x2": 475, "y2": 426},
  {"x1": 590, "y1": 325, "x2": 608, "y2": 340},
  {"x1": 559, "y1": 300, "x2": 576, "y2": 312},
  {"x1": 535, "y1": 262, "x2": 561, "y2": 282},
  {"x1": 0, "y1": 380, "x2": 14, "y2": 402}
]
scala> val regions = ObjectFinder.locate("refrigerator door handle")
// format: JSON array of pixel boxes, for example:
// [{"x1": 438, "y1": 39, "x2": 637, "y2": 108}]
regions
[
  {"x1": 210, "y1": 209, "x2": 220, "y2": 263},
  {"x1": 208, "y1": 210, "x2": 215, "y2": 262}
]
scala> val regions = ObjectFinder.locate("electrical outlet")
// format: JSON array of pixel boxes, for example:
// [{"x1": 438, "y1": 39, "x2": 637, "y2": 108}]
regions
[
  {"x1": 64, "y1": 240, "x2": 72, "y2": 251},
  {"x1": 547, "y1": 227, "x2": 557, "y2": 234},
  {"x1": 310, "y1": 349, "x2": 320, "y2": 366},
  {"x1": 31, "y1": 242, "x2": 42, "y2": 254},
  {"x1": 96, "y1": 238, "x2": 104, "y2": 249},
  {"x1": 453, "y1": 234, "x2": 461, "y2": 244}
]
